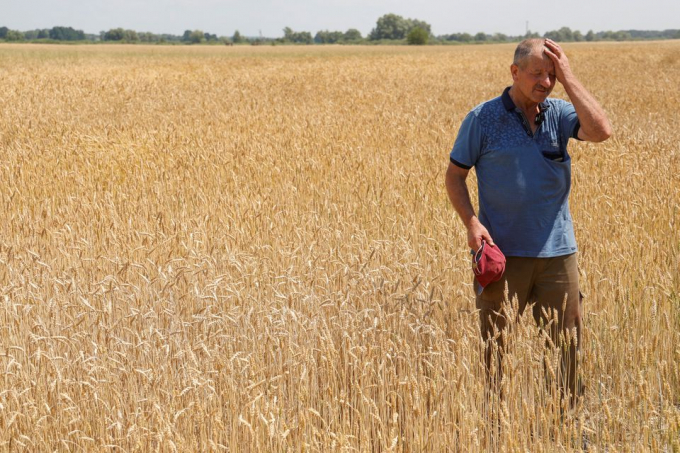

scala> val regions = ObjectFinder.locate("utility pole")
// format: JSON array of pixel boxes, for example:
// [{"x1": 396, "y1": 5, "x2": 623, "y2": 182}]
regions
[{"x1": 526, "y1": 21, "x2": 529, "y2": 36}]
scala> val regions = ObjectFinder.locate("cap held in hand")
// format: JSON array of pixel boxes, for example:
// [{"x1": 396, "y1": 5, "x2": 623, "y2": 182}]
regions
[{"x1": 472, "y1": 240, "x2": 506, "y2": 295}]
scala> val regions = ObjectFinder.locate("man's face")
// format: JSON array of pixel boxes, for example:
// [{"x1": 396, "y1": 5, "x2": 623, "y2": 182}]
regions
[{"x1": 511, "y1": 51, "x2": 556, "y2": 104}]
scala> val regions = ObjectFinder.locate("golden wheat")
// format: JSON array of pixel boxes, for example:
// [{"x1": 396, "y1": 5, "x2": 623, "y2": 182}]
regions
[{"x1": 0, "y1": 42, "x2": 678, "y2": 452}]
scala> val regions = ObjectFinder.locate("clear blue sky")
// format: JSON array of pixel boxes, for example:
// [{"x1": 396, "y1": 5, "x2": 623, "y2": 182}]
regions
[{"x1": 1, "y1": 0, "x2": 678, "y2": 38}]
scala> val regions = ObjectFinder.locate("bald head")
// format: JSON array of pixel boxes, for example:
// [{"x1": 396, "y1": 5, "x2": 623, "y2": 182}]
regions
[{"x1": 513, "y1": 38, "x2": 546, "y2": 69}]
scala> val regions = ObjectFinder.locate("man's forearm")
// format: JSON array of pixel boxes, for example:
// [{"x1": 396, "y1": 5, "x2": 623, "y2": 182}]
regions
[
  {"x1": 445, "y1": 171, "x2": 477, "y2": 229},
  {"x1": 562, "y1": 74, "x2": 612, "y2": 142},
  {"x1": 445, "y1": 164, "x2": 494, "y2": 249}
]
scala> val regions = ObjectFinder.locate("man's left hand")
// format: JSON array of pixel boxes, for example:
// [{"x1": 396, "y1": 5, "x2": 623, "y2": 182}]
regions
[{"x1": 544, "y1": 39, "x2": 573, "y2": 84}]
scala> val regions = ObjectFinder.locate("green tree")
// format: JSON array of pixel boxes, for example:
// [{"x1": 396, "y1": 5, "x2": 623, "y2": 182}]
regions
[
  {"x1": 344, "y1": 28, "x2": 362, "y2": 41},
  {"x1": 122, "y1": 29, "x2": 139, "y2": 42},
  {"x1": 283, "y1": 27, "x2": 313, "y2": 44},
  {"x1": 370, "y1": 14, "x2": 431, "y2": 41},
  {"x1": 232, "y1": 30, "x2": 244, "y2": 43},
  {"x1": 24, "y1": 30, "x2": 39, "y2": 40},
  {"x1": 188, "y1": 30, "x2": 205, "y2": 44},
  {"x1": 104, "y1": 28, "x2": 125, "y2": 41},
  {"x1": 6, "y1": 30, "x2": 24, "y2": 41},
  {"x1": 474, "y1": 32, "x2": 488, "y2": 41},
  {"x1": 407, "y1": 26, "x2": 428, "y2": 45},
  {"x1": 49, "y1": 26, "x2": 84, "y2": 41},
  {"x1": 314, "y1": 30, "x2": 344, "y2": 44},
  {"x1": 408, "y1": 19, "x2": 431, "y2": 35},
  {"x1": 558, "y1": 26, "x2": 574, "y2": 41},
  {"x1": 0, "y1": 27, "x2": 8, "y2": 39},
  {"x1": 585, "y1": 30, "x2": 595, "y2": 41},
  {"x1": 139, "y1": 32, "x2": 158, "y2": 43},
  {"x1": 370, "y1": 13, "x2": 409, "y2": 40}
]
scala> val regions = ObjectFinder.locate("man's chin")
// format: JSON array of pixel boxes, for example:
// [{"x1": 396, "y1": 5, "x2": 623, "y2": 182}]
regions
[{"x1": 533, "y1": 91, "x2": 550, "y2": 102}]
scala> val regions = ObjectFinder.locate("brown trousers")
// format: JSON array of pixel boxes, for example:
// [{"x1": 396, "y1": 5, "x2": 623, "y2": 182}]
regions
[{"x1": 475, "y1": 253, "x2": 583, "y2": 404}]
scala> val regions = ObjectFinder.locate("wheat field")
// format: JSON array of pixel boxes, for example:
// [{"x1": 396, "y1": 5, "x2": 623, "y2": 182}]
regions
[{"x1": 0, "y1": 42, "x2": 678, "y2": 451}]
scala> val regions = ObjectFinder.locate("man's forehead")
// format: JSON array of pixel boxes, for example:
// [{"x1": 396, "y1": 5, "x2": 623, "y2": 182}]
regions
[{"x1": 525, "y1": 51, "x2": 554, "y2": 70}]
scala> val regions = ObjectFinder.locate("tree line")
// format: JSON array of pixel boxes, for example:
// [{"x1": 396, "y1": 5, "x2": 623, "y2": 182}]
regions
[{"x1": 1, "y1": 15, "x2": 679, "y2": 45}]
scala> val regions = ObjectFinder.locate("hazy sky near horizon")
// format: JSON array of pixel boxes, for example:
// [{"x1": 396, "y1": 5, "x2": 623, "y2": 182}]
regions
[{"x1": 1, "y1": 0, "x2": 677, "y2": 38}]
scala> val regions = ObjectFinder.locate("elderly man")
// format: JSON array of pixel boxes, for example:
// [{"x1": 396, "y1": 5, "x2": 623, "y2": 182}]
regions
[{"x1": 445, "y1": 39, "x2": 611, "y2": 403}]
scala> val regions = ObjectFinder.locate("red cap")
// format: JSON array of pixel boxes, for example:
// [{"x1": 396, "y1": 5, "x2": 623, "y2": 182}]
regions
[{"x1": 472, "y1": 240, "x2": 506, "y2": 294}]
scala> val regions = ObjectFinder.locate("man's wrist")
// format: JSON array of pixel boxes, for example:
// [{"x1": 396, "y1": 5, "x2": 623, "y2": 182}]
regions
[
  {"x1": 561, "y1": 70, "x2": 577, "y2": 89},
  {"x1": 464, "y1": 215, "x2": 480, "y2": 230}
]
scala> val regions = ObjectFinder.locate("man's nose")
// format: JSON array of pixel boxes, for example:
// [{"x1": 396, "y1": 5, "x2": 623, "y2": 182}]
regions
[{"x1": 539, "y1": 74, "x2": 552, "y2": 87}]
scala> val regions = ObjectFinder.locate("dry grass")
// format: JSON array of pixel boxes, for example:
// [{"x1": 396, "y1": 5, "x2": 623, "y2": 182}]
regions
[{"x1": 0, "y1": 41, "x2": 678, "y2": 451}]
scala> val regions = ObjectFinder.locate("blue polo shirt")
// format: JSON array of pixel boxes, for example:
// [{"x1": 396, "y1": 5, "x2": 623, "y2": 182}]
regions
[{"x1": 450, "y1": 87, "x2": 581, "y2": 258}]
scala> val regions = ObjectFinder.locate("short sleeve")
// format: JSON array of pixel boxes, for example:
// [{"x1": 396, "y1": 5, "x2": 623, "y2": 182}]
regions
[
  {"x1": 450, "y1": 112, "x2": 483, "y2": 169},
  {"x1": 559, "y1": 101, "x2": 581, "y2": 142}
]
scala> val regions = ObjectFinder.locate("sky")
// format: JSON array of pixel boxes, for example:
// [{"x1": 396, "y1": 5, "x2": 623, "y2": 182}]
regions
[{"x1": 1, "y1": 0, "x2": 678, "y2": 38}]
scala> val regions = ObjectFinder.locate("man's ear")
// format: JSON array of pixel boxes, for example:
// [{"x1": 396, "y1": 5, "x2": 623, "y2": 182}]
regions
[{"x1": 510, "y1": 64, "x2": 519, "y2": 82}]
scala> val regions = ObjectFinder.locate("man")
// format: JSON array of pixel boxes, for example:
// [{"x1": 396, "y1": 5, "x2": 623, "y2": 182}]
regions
[{"x1": 445, "y1": 39, "x2": 611, "y2": 403}]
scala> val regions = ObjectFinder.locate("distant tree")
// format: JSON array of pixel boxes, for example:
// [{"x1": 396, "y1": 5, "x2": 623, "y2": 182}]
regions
[
  {"x1": 344, "y1": 28, "x2": 362, "y2": 41},
  {"x1": 544, "y1": 27, "x2": 577, "y2": 42},
  {"x1": 409, "y1": 19, "x2": 431, "y2": 35},
  {"x1": 558, "y1": 27, "x2": 574, "y2": 41},
  {"x1": 599, "y1": 30, "x2": 631, "y2": 41},
  {"x1": 189, "y1": 30, "x2": 205, "y2": 44},
  {"x1": 407, "y1": 26, "x2": 429, "y2": 45},
  {"x1": 492, "y1": 33, "x2": 508, "y2": 42},
  {"x1": 6, "y1": 30, "x2": 24, "y2": 41},
  {"x1": 442, "y1": 32, "x2": 475, "y2": 42},
  {"x1": 283, "y1": 27, "x2": 313, "y2": 44},
  {"x1": 297, "y1": 31, "x2": 313, "y2": 44},
  {"x1": 314, "y1": 30, "x2": 343, "y2": 44},
  {"x1": 331, "y1": 31, "x2": 344, "y2": 43},
  {"x1": 474, "y1": 32, "x2": 488, "y2": 41},
  {"x1": 314, "y1": 30, "x2": 329, "y2": 43},
  {"x1": 204, "y1": 32, "x2": 218, "y2": 42},
  {"x1": 104, "y1": 28, "x2": 125, "y2": 41},
  {"x1": 585, "y1": 30, "x2": 595, "y2": 41},
  {"x1": 0, "y1": 27, "x2": 8, "y2": 39},
  {"x1": 23, "y1": 29, "x2": 39, "y2": 40},
  {"x1": 573, "y1": 30, "x2": 584, "y2": 42},
  {"x1": 232, "y1": 30, "x2": 244, "y2": 44},
  {"x1": 49, "y1": 26, "x2": 84, "y2": 41},
  {"x1": 370, "y1": 13, "x2": 408, "y2": 40},
  {"x1": 182, "y1": 30, "x2": 192, "y2": 42},
  {"x1": 544, "y1": 30, "x2": 558, "y2": 41},
  {"x1": 122, "y1": 29, "x2": 139, "y2": 42},
  {"x1": 615, "y1": 31, "x2": 632, "y2": 41},
  {"x1": 159, "y1": 33, "x2": 182, "y2": 43},
  {"x1": 37, "y1": 29, "x2": 50, "y2": 39},
  {"x1": 139, "y1": 32, "x2": 158, "y2": 43},
  {"x1": 369, "y1": 13, "x2": 431, "y2": 41}
]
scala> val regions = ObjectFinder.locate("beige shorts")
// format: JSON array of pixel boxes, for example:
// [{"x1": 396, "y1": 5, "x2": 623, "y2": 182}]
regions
[
  {"x1": 475, "y1": 252, "x2": 581, "y2": 316},
  {"x1": 475, "y1": 252, "x2": 584, "y2": 401}
]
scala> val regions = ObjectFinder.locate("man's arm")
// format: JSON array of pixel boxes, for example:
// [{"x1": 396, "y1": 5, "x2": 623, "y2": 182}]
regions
[
  {"x1": 544, "y1": 39, "x2": 612, "y2": 143},
  {"x1": 445, "y1": 162, "x2": 494, "y2": 251}
]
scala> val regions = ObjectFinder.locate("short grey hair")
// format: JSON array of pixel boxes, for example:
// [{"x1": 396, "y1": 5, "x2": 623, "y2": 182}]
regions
[{"x1": 513, "y1": 38, "x2": 545, "y2": 68}]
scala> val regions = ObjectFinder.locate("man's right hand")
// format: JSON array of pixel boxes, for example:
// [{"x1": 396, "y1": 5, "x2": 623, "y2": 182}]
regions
[{"x1": 467, "y1": 217, "x2": 495, "y2": 251}]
